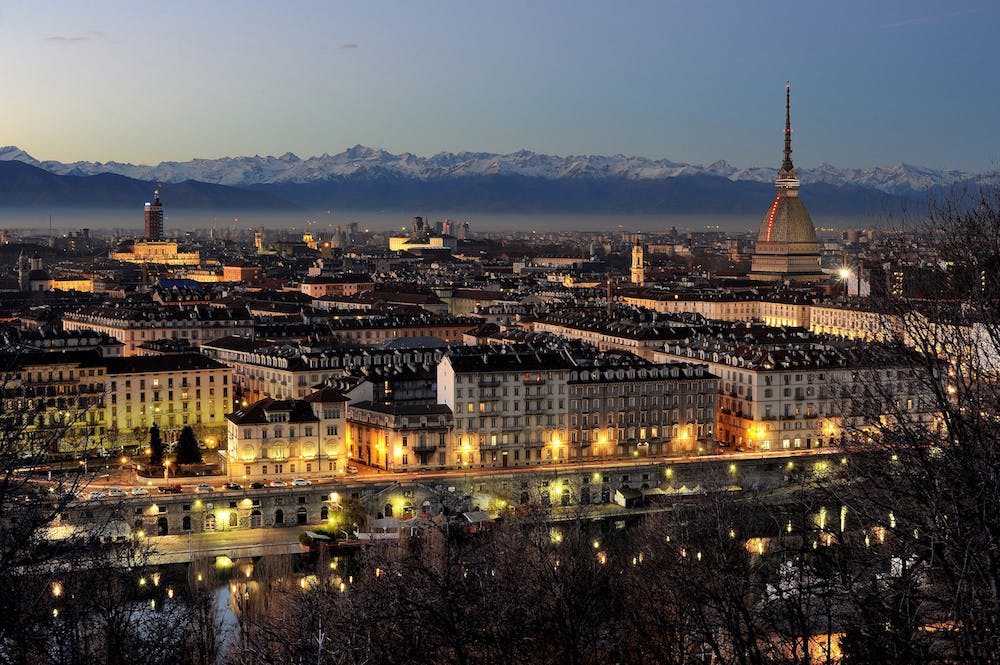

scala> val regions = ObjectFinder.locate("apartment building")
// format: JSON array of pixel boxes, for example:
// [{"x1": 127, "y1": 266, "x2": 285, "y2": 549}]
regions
[
  {"x1": 437, "y1": 347, "x2": 577, "y2": 469},
  {"x1": 346, "y1": 402, "x2": 453, "y2": 471},
  {"x1": 436, "y1": 345, "x2": 719, "y2": 469},
  {"x1": 222, "y1": 387, "x2": 348, "y2": 481},
  {"x1": 103, "y1": 354, "x2": 232, "y2": 451},
  {"x1": 0, "y1": 350, "x2": 108, "y2": 457},
  {"x1": 568, "y1": 357, "x2": 718, "y2": 459},
  {"x1": 654, "y1": 323, "x2": 935, "y2": 452},
  {"x1": 201, "y1": 336, "x2": 444, "y2": 403},
  {"x1": 62, "y1": 305, "x2": 254, "y2": 355}
]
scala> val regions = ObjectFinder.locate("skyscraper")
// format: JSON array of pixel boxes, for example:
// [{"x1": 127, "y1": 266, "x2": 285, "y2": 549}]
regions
[
  {"x1": 749, "y1": 85, "x2": 824, "y2": 283},
  {"x1": 144, "y1": 190, "x2": 164, "y2": 241}
]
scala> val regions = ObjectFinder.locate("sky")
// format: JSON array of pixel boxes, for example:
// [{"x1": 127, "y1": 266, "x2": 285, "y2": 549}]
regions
[{"x1": 1, "y1": 0, "x2": 998, "y2": 172}]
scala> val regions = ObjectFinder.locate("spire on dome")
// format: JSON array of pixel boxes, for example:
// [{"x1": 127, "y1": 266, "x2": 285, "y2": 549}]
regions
[{"x1": 779, "y1": 82, "x2": 796, "y2": 179}]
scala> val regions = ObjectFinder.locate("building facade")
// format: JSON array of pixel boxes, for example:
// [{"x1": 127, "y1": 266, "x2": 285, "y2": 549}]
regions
[
  {"x1": 104, "y1": 354, "x2": 232, "y2": 451},
  {"x1": 62, "y1": 305, "x2": 254, "y2": 356},
  {"x1": 222, "y1": 388, "x2": 347, "y2": 482}
]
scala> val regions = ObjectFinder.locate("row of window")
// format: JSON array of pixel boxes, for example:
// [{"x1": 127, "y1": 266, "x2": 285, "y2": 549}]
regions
[
  {"x1": 111, "y1": 375, "x2": 226, "y2": 391},
  {"x1": 111, "y1": 388, "x2": 224, "y2": 404}
]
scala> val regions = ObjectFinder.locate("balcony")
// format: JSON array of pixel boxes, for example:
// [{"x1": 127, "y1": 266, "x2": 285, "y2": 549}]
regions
[{"x1": 412, "y1": 441, "x2": 438, "y2": 452}]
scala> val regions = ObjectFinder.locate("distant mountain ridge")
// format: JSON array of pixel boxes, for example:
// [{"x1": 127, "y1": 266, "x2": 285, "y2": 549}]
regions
[
  {"x1": 0, "y1": 160, "x2": 298, "y2": 210},
  {"x1": 0, "y1": 145, "x2": 980, "y2": 195}
]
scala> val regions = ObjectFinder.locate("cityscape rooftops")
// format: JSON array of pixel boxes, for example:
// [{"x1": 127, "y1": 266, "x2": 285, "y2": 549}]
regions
[{"x1": 226, "y1": 397, "x2": 320, "y2": 425}]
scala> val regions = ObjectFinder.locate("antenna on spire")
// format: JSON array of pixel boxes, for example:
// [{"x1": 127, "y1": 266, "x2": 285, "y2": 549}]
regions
[{"x1": 781, "y1": 82, "x2": 794, "y2": 175}]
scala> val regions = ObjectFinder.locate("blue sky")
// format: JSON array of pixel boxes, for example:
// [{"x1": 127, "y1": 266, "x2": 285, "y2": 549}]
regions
[{"x1": 1, "y1": 0, "x2": 997, "y2": 171}]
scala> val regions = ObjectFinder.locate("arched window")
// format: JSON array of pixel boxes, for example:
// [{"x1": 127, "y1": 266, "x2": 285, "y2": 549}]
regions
[{"x1": 275, "y1": 509, "x2": 284, "y2": 525}]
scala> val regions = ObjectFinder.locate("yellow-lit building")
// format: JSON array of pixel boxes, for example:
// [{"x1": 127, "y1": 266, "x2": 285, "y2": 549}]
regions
[
  {"x1": 103, "y1": 354, "x2": 232, "y2": 451},
  {"x1": 437, "y1": 347, "x2": 718, "y2": 468},
  {"x1": 808, "y1": 304, "x2": 895, "y2": 341},
  {"x1": 222, "y1": 388, "x2": 347, "y2": 481},
  {"x1": 346, "y1": 402, "x2": 452, "y2": 471},
  {"x1": 655, "y1": 326, "x2": 935, "y2": 452},
  {"x1": 112, "y1": 241, "x2": 201, "y2": 266},
  {"x1": 567, "y1": 362, "x2": 717, "y2": 459},
  {"x1": 0, "y1": 350, "x2": 108, "y2": 457},
  {"x1": 52, "y1": 277, "x2": 94, "y2": 292}
]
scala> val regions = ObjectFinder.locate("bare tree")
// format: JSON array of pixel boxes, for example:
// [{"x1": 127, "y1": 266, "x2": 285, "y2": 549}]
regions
[{"x1": 830, "y1": 184, "x2": 1000, "y2": 661}]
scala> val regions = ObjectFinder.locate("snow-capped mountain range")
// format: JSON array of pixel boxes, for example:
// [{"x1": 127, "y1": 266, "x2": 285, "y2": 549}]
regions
[{"x1": 0, "y1": 145, "x2": 978, "y2": 195}]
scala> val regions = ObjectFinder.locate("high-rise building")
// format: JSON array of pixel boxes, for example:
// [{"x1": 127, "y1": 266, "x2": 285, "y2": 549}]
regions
[
  {"x1": 144, "y1": 190, "x2": 164, "y2": 241},
  {"x1": 750, "y1": 85, "x2": 824, "y2": 283}
]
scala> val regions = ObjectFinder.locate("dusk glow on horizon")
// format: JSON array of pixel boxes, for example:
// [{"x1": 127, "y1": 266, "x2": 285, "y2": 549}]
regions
[{"x1": 1, "y1": 0, "x2": 997, "y2": 171}]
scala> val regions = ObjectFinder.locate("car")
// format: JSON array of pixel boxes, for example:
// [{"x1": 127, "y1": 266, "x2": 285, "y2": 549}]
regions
[
  {"x1": 269, "y1": 480, "x2": 287, "y2": 488},
  {"x1": 249, "y1": 482, "x2": 266, "y2": 489},
  {"x1": 88, "y1": 491, "x2": 106, "y2": 500},
  {"x1": 107, "y1": 487, "x2": 126, "y2": 497},
  {"x1": 158, "y1": 484, "x2": 183, "y2": 494},
  {"x1": 291, "y1": 478, "x2": 311, "y2": 487},
  {"x1": 195, "y1": 483, "x2": 214, "y2": 493},
  {"x1": 345, "y1": 465, "x2": 359, "y2": 475},
  {"x1": 223, "y1": 482, "x2": 242, "y2": 491},
  {"x1": 131, "y1": 487, "x2": 150, "y2": 496}
]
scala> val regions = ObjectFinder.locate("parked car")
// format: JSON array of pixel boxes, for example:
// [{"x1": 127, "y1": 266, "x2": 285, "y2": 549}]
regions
[
  {"x1": 223, "y1": 482, "x2": 242, "y2": 491},
  {"x1": 269, "y1": 480, "x2": 288, "y2": 488},
  {"x1": 291, "y1": 478, "x2": 311, "y2": 487},
  {"x1": 107, "y1": 487, "x2": 126, "y2": 497},
  {"x1": 88, "y1": 491, "x2": 106, "y2": 500},
  {"x1": 131, "y1": 487, "x2": 150, "y2": 496},
  {"x1": 346, "y1": 465, "x2": 359, "y2": 475},
  {"x1": 195, "y1": 483, "x2": 214, "y2": 493},
  {"x1": 158, "y1": 484, "x2": 183, "y2": 494},
  {"x1": 249, "y1": 482, "x2": 266, "y2": 489}
]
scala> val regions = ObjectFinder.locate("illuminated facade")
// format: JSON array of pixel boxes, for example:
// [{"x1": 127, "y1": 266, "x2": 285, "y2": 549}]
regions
[
  {"x1": 346, "y1": 402, "x2": 452, "y2": 471},
  {"x1": 655, "y1": 325, "x2": 935, "y2": 452},
  {"x1": 437, "y1": 346, "x2": 717, "y2": 468},
  {"x1": 437, "y1": 348, "x2": 575, "y2": 468},
  {"x1": 0, "y1": 351, "x2": 108, "y2": 457},
  {"x1": 111, "y1": 241, "x2": 201, "y2": 266},
  {"x1": 103, "y1": 354, "x2": 231, "y2": 451},
  {"x1": 222, "y1": 388, "x2": 347, "y2": 482},
  {"x1": 568, "y1": 362, "x2": 717, "y2": 459}
]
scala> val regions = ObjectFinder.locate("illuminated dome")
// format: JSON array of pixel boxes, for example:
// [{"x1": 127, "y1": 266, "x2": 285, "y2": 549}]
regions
[{"x1": 749, "y1": 84, "x2": 824, "y2": 283}]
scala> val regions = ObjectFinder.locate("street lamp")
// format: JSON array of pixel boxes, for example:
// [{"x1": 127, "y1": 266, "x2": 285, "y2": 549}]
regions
[{"x1": 838, "y1": 266, "x2": 852, "y2": 298}]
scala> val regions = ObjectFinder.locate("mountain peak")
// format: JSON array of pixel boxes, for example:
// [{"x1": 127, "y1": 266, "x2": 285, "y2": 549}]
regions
[
  {"x1": 0, "y1": 145, "x2": 977, "y2": 194},
  {"x1": 0, "y1": 146, "x2": 38, "y2": 163}
]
